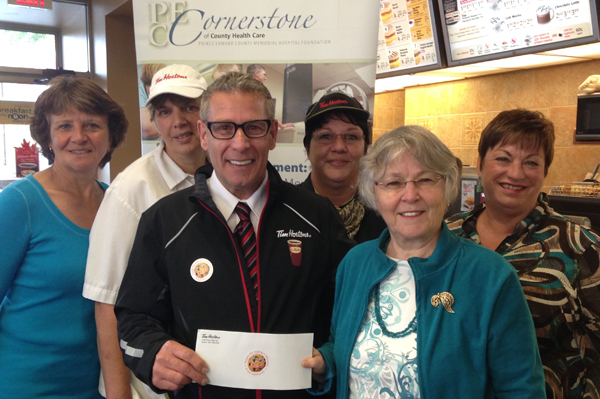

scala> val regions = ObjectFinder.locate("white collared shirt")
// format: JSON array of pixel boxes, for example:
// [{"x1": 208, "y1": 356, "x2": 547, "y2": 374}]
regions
[
  {"x1": 84, "y1": 140, "x2": 192, "y2": 399},
  {"x1": 207, "y1": 170, "x2": 268, "y2": 233},
  {"x1": 154, "y1": 140, "x2": 195, "y2": 190},
  {"x1": 85, "y1": 139, "x2": 195, "y2": 303}
]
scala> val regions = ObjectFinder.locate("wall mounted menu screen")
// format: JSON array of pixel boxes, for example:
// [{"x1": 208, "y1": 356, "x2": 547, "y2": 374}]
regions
[
  {"x1": 440, "y1": 0, "x2": 599, "y2": 65},
  {"x1": 377, "y1": 0, "x2": 443, "y2": 76}
]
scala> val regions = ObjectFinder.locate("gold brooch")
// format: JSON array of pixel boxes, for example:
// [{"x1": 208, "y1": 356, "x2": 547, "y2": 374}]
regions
[{"x1": 431, "y1": 292, "x2": 455, "y2": 313}]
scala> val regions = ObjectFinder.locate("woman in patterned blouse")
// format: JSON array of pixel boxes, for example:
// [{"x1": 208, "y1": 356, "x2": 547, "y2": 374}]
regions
[{"x1": 446, "y1": 108, "x2": 600, "y2": 398}]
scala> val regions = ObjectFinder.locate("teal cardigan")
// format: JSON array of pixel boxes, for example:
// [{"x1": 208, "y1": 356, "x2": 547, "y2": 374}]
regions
[{"x1": 313, "y1": 223, "x2": 545, "y2": 399}]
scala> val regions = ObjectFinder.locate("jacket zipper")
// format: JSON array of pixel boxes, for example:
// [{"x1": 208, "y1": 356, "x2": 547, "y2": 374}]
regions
[{"x1": 197, "y1": 200, "x2": 256, "y2": 333}]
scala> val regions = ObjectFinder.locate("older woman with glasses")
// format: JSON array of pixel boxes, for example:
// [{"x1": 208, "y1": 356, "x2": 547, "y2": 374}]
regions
[
  {"x1": 300, "y1": 92, "x2": 386, "y2": 243},
  {"x1": 303, "y1": 125, "x2": 545, "y2": 399}
]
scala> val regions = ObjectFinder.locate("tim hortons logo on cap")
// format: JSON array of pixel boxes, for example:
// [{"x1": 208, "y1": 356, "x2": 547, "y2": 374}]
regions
[
  {"x1": 319, "y1": 99, "x2": 349, "y2": 109},
  {"x1": 156, "y1": 73, "x2": 188, "y2": 83}
]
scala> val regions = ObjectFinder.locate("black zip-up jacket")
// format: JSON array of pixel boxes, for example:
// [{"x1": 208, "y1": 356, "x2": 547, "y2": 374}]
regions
[
  {"x1": 115, "y1": 163, "x2": 354, "y2": 399},
  {"x1": 299, "y1": 174, "x2": 387, "y2": 244}
]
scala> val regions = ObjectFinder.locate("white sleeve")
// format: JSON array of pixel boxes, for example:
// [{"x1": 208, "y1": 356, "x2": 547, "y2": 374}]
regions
[{"x1": 83, "y1": 185, "x2": 142, "y2": 305}]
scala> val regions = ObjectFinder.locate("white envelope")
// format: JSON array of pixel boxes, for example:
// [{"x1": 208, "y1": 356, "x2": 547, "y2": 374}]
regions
[{"x1": 195, "y1": 330, "x2": 314, "y2": 390}]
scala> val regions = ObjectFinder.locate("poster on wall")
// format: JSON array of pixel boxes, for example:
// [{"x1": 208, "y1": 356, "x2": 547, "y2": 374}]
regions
[
  {"x1": 0, "y1": 101, "x2": 34, "y2": 125},
  {"x1": 132, "y1": 0, "x2": 379, "y2": 184},
  {"x1": 376, "y1": 0, "x2": 444, "y2": 77},
  {"x1": 439, "y1": 0, "x2": 600, "y2": 66}
]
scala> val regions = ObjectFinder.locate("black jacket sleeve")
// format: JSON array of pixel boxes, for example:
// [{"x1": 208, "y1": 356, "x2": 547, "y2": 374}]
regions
[
  {"x1": 114, "y1": 208, "x2": 175, "y2": 393},
  {"x1": 313, "y1": 198, "x2": 356, "y2": 347}
]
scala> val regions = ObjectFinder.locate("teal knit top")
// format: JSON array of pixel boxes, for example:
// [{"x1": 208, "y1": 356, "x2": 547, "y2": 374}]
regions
[{"x1": 0, "y1": 174, "x2": 105, "y2": 398}]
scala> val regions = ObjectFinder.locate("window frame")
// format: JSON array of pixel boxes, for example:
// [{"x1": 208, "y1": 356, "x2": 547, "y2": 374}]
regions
[{"x1": 0, "y1": 0, "x2": 93, "y2": 84}]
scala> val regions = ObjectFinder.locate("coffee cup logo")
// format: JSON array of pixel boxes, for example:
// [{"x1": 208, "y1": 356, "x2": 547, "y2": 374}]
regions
[
  {"x1": 287, "y1": 239, "x2": 302, "y2": 266},
  {"x1": 536, "y1": 5, "x2": 554, "y2": 24},
  {"x1": 17, "y1": 162, "x2": 39, "y2": 178}
]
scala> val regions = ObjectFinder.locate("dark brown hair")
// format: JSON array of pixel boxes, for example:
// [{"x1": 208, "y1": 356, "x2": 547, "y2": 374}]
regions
[
  {"x1": 30, "y1": 75, "x2": 128, "y2": 167},
  {"x1": 478, "y1": 109, "x2": 554, "y2": 175},
  {"x1": 304, "y1": 109, "x2": 371, "y2": 155}
]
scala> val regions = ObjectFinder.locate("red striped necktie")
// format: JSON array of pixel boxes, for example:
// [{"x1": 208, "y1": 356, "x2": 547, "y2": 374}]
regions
[{"x1": 234, "y1": 202, "x2": 258, "y2": 299}]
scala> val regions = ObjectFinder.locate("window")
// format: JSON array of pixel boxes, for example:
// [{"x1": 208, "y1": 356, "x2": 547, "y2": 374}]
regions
[
  {"x1": 0, "y1": 1, "x2": 91, "y2": 189},
  {"x1": 0, "y1": 28, "x2": 58, "y2": 70}
]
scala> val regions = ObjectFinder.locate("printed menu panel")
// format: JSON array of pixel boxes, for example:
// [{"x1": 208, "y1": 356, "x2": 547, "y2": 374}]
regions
[
  {"x1": 440, "y1": 0, "x2": 595, "y2": 62},
  {"x1": 377, "y1": 0, "x2": 441, "y2": 73}
]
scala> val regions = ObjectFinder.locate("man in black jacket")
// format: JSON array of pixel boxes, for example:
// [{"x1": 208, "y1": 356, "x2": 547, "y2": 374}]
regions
[{"x1": 115, "y1": 72, "x2": 354, "y2": 399}]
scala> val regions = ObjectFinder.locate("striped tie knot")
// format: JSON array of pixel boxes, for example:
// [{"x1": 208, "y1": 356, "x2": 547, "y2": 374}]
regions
[{"x1": 235, "y1": 202, "x2": 251, "y2": 222}]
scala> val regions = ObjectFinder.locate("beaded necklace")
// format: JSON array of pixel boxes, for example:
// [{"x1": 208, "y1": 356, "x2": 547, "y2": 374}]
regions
[{"x1": 373, "y1": 282, "x2": 417, "y2": 338}]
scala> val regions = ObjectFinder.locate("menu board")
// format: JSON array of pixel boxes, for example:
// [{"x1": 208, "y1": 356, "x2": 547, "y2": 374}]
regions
[
  {"x1": 377, "y1": 0, "x2": 444, "y2": 76},
  {"x1": 439, "y1": 0, "x2": 599, "y2": 65}
]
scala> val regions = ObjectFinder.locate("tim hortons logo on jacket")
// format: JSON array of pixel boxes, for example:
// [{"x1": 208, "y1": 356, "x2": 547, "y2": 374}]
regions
[{"x1": 276, "y1": 229, "x2": 311, "y2": 238}]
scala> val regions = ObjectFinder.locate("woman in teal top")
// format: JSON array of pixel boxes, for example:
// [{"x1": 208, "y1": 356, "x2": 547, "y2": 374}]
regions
[
  {"x1": 0, "y1": 76, "x2": 127, "y2": 398},
  {"x1": 303, "y1": 126, "x2": 545, "y2": 398}
]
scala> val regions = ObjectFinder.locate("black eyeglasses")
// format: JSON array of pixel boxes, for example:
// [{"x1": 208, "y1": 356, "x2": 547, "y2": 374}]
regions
[{"x1": 206, "y1": 119, "x2": 272, "y2": 140}]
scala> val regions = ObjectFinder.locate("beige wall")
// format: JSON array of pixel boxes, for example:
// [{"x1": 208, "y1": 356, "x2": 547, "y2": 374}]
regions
[
  {"x1": 373, "y1": 59, "x2": 600, "y2": 188},
  {"x1": 91, "y1": 0, "x2": 140, "y2": 182}
]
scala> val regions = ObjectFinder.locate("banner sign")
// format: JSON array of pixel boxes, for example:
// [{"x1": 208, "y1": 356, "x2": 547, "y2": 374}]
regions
[
  {"x1": 14, "y1": 139, "x2": 39, "y2": 178},
  {"x1": 134, "y1": 2, "x2": 377, "y2": 63},
  {"x1": 132, "y1": 0, "x2": 379, "y2": 184}
]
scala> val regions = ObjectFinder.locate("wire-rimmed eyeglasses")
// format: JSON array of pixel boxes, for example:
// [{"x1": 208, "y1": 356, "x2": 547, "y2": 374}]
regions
[
  {"x1": 206, "y1": 119, "x2": 272, "y2": 140},
  {"x1": 375, "y1": 173, "x2": 445, "y2": 192}
]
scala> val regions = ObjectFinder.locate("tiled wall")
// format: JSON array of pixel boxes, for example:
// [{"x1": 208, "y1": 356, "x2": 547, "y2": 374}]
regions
[{"x1": 373, "y1": 59, "x2": 600, "y2": 188}]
